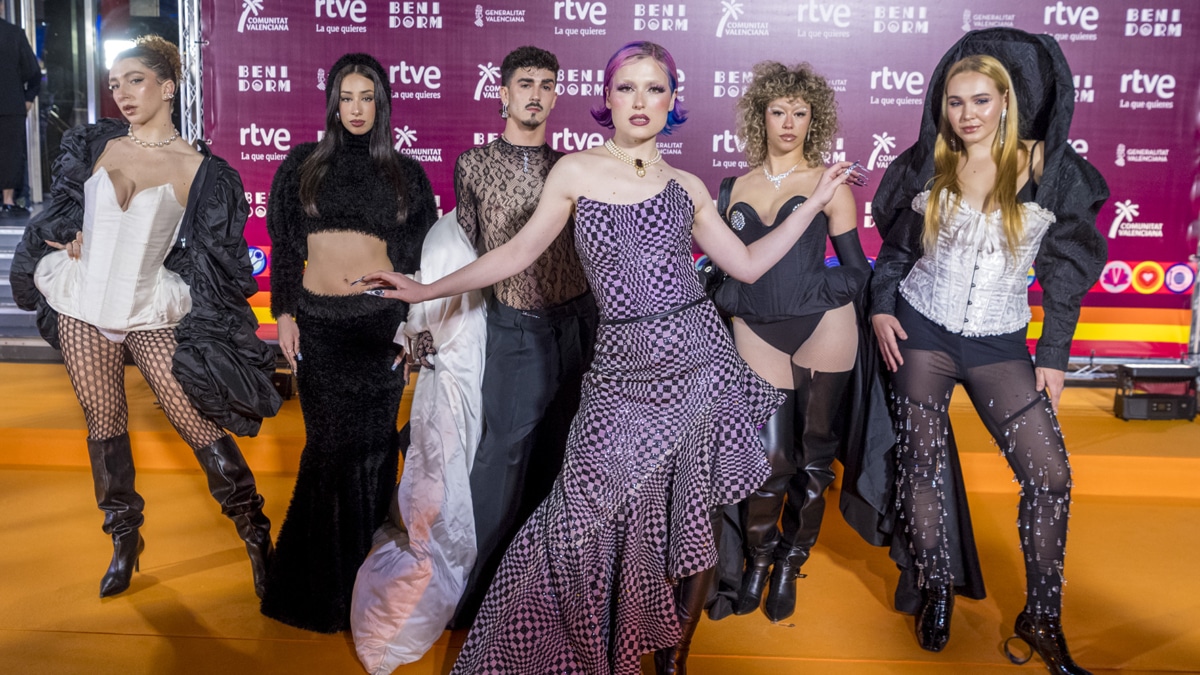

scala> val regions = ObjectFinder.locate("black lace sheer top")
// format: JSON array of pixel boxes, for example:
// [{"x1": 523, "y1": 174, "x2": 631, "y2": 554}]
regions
[{"x1": 453, "y1": 138, "x2": 589, "y2": 310}]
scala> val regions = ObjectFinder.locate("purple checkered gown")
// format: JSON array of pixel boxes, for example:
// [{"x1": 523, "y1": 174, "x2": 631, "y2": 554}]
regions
[{"x1": 451, "y1": 179, "x2": 780, "y2": 674}]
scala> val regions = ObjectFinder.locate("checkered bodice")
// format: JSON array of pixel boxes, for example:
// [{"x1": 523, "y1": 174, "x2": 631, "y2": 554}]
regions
[{"x1": 573, "y1": 179, "x2": 705, "y2": 323}]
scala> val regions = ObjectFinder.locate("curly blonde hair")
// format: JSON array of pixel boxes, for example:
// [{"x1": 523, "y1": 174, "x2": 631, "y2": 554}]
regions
[{"x1": 736, "y1": 61, "x2": 838, "y2": 168}]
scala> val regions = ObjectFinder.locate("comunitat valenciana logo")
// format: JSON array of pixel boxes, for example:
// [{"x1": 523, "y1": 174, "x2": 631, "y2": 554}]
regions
[
  {"x1": 553, "y1": 1, "x2": 608, "y2": 36},
  {"x1": 1125, "y1": 7, "x2": 1181, "y2": 37},
  {"x1": 634, "y1": 4, "x2": 688, "y2": 31},
  {"x1": 716, "y1": 0, "x2": 769, "y2": 37},
  {"x1": 867, "y1": 131, "x2": 897, "y2": 170},
  {"x1": 393, "y1": 126, "x2": 443, "y2": 162},
  {"x1": 474, "y1": 63, "x2": 501, "y2": 101},
  {"x1": 873, "y1": 5, "x2": 928, "y2": 33},
  {"x1": 1107, "y1": 199, "x2": 1163, "y2": 239},
  {"x1": 238, "y1": 0, "x2": 289, "y2": 33},
  {"x1": 390, "y1": 1, "x2": 443, "y2": 29}
]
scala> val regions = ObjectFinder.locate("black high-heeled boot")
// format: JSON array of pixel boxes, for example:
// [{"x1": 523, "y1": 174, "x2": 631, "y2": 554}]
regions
[
  {"x1": 86, "y1": 433, "x2": 146, "y2": 597},
  {"x1": 193, "y1": 435, "x2": 273, "y2": 598},
  {"x1": 1004, "y1": 611, "x2": 1092, "y2": 675},
  {"x1": 655, "y1": 566, "x2": 717, "y2": 675},
  {"x1": 915, "y1": 584, "x2": 954, "y2": 652},
  {"x1": 734, "y1": 391, "x2": 796, "y2": 616},
  {"x1": 762, "y1": 368, "x2": 848, "y2": 622}
]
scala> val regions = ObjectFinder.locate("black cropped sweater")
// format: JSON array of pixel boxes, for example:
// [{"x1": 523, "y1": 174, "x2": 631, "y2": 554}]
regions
[{"x1": 266, "y1": 130, "x2": 437, "y2": 319}]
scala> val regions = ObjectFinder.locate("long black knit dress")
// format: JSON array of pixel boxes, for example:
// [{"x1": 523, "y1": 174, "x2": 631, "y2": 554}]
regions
[{"x1": 260, "y1": 131, "x2": 437, "y2": 633}]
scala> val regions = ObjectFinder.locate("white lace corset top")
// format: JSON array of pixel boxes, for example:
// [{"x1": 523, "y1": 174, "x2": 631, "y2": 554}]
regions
[
  {"x1": 35, "y1": 167, "x2": 191, "y2": 334},
  {"x1": 899, "y1": 189, "x2": 1055, "y2": 337}
]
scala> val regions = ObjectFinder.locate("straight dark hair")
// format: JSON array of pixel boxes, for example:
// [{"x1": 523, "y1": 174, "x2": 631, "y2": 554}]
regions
[{"x1": 299, "y1": 64, "x2": 409, "y2": 222}]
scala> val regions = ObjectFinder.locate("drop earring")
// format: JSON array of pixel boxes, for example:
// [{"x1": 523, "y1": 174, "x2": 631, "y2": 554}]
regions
[
  {"x1": 500, "y1": 103, "x2": 509, "y2": 119},
  {"x1": 336, "y1": 111, "x2": 341, "y2": 120},
  {"x1": 999, "y1": 107, "x2": 1008, "y2": 147}
]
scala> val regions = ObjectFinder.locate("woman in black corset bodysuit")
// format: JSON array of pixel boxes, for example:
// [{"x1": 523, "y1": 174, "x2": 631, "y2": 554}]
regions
[{"x1": 709, "y1": 61, "x2": 870, "y2": 623}]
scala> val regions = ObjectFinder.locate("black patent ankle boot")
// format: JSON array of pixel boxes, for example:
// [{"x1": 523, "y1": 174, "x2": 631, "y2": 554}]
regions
[
  {"x1": 762, "y1": 558, "x2": 805, "y2": 622},
  {"x1": 915, "y1": 584, "x2": 954, "y2": 651},
  {"x1": 1004, "y1": 611, "x2": 1092, "y2": 675}
]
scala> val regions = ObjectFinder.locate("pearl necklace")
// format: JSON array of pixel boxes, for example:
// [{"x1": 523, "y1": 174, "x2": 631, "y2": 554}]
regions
[
  {"x1": 128, "y1": 126, "x2": 179, "y2": 149},
  {"x1": 762, "y1": 161, "x2": 801, "y2": 190},
  {"x1": 604, "y1": 139, "x2": 661, "y2": 178}
]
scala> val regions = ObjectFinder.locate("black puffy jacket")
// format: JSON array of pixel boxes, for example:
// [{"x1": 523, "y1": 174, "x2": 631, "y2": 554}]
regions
[{"x1": 9, "y1": 119, "x2": 281, "y2": 436}]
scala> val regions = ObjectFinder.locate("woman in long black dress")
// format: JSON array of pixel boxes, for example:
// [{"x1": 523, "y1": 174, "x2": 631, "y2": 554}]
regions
[
  {"x1": 259, "y1": 52, "x2": 437, "y2": 633},
  {"x1": 365, "y1": 41, "x2": 857, "y2": 675}
]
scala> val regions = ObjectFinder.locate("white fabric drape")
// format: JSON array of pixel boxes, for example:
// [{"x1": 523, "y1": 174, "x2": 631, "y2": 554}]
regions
[{"x1": 351, "y1": 209, "x2": 486, "y2": 674}]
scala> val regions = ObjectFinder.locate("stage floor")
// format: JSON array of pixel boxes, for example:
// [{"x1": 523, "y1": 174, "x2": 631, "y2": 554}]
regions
[{"x1": 1, "y1": 363, "x2": 1197, "y2": 674}]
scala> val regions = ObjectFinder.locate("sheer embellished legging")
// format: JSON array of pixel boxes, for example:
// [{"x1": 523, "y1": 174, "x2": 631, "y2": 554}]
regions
[
  {"x1": 891, "y1": 347, "x2": 1072, "y2": 617},
  {"x1": 58, "y1": 314, "x2": 226, "y2": 449}
]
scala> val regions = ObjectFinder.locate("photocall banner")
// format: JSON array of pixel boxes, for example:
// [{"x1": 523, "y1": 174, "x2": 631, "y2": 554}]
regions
[{"x1": 202, "y1": 0, "x2": 1198, "y2": 360}]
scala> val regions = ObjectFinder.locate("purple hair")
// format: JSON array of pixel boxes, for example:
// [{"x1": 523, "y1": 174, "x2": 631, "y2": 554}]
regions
[{"x1": 590, "y1": 41, "x2": 688, "y2": 136}]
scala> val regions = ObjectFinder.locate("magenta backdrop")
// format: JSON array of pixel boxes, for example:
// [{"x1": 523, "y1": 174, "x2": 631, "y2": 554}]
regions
[{"x1": 205, "y1": 0, "x2": 1198, "y2": 359}]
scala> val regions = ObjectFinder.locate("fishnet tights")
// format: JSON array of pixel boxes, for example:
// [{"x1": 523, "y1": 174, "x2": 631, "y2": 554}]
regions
[
  {"x1": 58, "y1": 314, "x2": 225, "y2": 449},
  {"x1": 891, "y1": 348, "x2": 1072, "y2": 616}
]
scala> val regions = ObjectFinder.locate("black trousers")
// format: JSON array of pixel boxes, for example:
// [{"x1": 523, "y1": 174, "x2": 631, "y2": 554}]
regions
[{"x1": 450, "y1": 291, "x2": 597, "y2": 628}]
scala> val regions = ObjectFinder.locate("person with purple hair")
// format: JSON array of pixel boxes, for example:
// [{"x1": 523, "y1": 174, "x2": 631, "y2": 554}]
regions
[{"x1": 363, "y1": 41, "x2": 855, "y2": 674}]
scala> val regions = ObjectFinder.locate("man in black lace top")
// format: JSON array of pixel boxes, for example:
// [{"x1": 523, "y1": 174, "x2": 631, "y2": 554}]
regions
[{"x1": 450, "y1": 46, "x2": 596, "y2": 628}]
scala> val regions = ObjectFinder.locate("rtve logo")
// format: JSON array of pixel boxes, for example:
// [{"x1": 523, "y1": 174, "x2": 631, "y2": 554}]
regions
[
  {"x1": 555, "y1": 1, "x2": 607, "y2": 24},
  {"x1": 798, "y1": 0, "x2": 851, "y2": 27},
  {"x1": 869, "y1": 67, "x2": 924, "y2": 95},
  {"x1": 315, "y1": 0, "x2": 366, "y2": 22},
  {"x1": 390, "y1": 62, "x2": 441, "y2": 89},
  {"x1": 1120, "y1": 69, "x2": 1175, "y2": 98},
  {"x1": 240, "y1": 124, "x2": 291, "y2": 151},
  {"x1": 1043, "y1": 2, "x2": 1098, "y2": 30}
]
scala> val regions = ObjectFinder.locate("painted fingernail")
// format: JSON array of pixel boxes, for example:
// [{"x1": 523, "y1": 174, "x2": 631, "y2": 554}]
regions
[
  {"x1": 296, "y1": 353, "x2": 303, "y2": 361},
  {"x1": 363, "y1": 289, "x2": 385, "y2": 297},
  {"x1": 391, "y1": 361, "x2": 399, "y2": 371}
]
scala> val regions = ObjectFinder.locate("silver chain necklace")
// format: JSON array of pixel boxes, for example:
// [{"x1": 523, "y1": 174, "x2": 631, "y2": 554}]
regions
[
  {"x1": 762, "y1": 161, "x2": 801, "y2": 190},
  {"x1": 128, "y1": 126, "x2": 179, "y2": 149}
]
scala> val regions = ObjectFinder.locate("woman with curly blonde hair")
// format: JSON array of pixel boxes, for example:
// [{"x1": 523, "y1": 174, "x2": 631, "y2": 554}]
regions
[{"x1": 709, "y1": 61, "x2": 870, "y2": 623}]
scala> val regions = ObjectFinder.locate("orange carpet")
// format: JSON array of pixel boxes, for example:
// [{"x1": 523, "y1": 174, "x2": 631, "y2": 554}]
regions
[{"x1": 1, "y1": 363, "x2": 1197, "y2": 674}]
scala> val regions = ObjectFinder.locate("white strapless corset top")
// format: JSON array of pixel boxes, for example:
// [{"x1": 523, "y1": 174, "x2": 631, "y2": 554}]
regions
[{"x1": 35, "y1": 167, "x2": 191, "y2": 337}]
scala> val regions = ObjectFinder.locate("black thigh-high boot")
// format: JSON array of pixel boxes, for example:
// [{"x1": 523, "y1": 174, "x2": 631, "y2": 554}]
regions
[
  {"x1": 86, "y1": 433, "x2": 146, "y2": 597},
  {"x1": 733, "y1": 390, "x2": 796, "y2": 615},
  {"x1": 655, "y1": 565, "x2": 718, "y2": 675},
  {"x1": 192, "y1": 435, "x2": 273, "y2": 599},
  {"x1": 764, "y1": 367, "x2": 850, "y2": 622}
]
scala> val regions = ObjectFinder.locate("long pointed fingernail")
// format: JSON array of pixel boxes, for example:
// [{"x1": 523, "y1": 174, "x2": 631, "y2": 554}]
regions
[
  {"x1": 296, "y1": 353, "x2": 302, "y2": 361},
  {"x1": 363, "y1": 289, "x2": 385, "y2": 297}
]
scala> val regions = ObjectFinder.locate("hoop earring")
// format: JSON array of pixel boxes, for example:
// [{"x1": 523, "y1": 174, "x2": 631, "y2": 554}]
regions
[
  {"x1": 500, "y1": 103, "x2": 509, "y2": 119},
  {"x1": 999, "y1": 108, "x2": 1008, "y2": 147}
]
